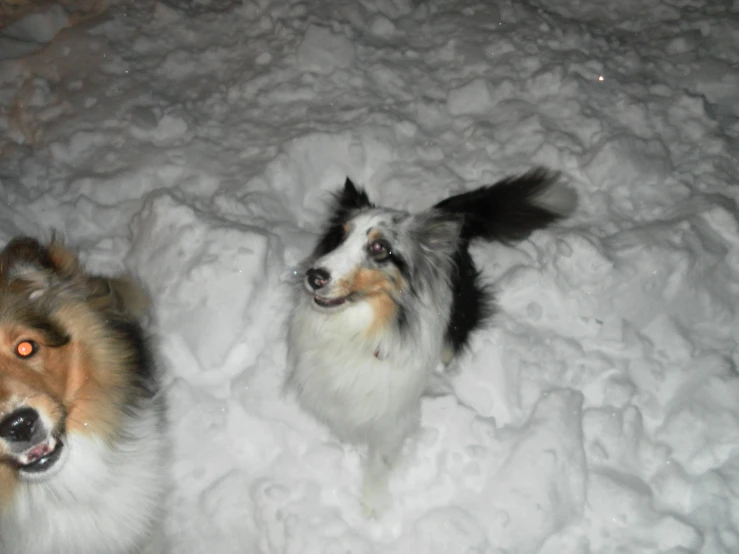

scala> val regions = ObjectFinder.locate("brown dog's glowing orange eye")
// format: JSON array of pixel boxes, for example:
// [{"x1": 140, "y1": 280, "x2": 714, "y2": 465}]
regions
[{"x1": 15, "y1": 340, "x2": 38, "y2": 358}]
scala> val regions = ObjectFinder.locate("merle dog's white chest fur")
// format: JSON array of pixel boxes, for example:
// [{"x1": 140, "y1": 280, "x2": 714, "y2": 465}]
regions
[{"x1": 288, "y1": 295, "x2": 443, "y2": 445}]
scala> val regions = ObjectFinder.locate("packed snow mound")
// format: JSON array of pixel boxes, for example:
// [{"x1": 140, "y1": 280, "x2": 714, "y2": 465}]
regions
[
  {"x1": 1, "y1": 4, "x2": 70, "y2": 44},
  {"x1": 1, "y1": 0, "x2": 738, "y2": 553},
  {"x1": 128, "y1": 191, "x2": 282, "y2": 376}
]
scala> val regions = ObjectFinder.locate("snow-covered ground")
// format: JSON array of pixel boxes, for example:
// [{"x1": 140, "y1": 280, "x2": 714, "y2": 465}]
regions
[{"x1": 1, "y1": 0, "x2": 738, "y2": 552}]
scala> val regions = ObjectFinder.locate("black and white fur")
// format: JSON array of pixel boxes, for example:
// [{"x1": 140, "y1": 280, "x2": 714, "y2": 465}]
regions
[{"x1": 286, "y1": 168, "x2": 576, "y2": 515}]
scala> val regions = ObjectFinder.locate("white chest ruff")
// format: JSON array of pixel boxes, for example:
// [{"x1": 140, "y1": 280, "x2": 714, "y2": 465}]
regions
[
  {"x1": 0, "y1": 410, "x2": 166, "y2": 554},
  {"x1": 288, "y1": 299, "x2": 442, "y2": 444}
]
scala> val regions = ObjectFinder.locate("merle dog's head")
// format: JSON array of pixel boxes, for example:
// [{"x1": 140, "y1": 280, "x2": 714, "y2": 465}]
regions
[{"x1": 302, "y1": 179, "x2": 461, "y2": 317}]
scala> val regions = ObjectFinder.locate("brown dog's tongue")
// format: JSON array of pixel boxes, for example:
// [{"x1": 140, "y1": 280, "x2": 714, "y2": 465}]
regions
[{"x1": 24, "y1": 442, "x2": 54, "y2": 464}]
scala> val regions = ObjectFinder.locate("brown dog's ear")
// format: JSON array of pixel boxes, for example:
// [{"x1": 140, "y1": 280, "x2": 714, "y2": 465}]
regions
[
  {"x1": 0, "y1": 236, "x2": 81, "y2": 299},
  {"x1": 86, "y1": 275, "x2": 150, "y2": 319},
  {"x1": 0, "y1": 236, "x2": 80, "y2": 275},
  {"x1": 0, "y1": 236, "x2": 149, "y2": 317},
  {"x1": 0, "y1": 236, "x2": 52, "y2": 276},
  {"x1": 0, "y1": 236, "x2": 94, "y2": 301}
]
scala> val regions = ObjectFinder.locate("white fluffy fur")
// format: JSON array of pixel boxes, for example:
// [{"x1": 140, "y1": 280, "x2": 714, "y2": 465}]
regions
[
  {"x1": 288, "y1": 296, "x2": 448, "y2": 514},
  {"x1": 0, "y1": 407, "x2": 167, "y2": 554}
]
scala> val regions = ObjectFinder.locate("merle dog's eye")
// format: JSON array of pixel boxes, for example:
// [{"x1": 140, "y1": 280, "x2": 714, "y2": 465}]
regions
[{"x1": 368, "y1": 240, "x2": 392, "y2": 261}]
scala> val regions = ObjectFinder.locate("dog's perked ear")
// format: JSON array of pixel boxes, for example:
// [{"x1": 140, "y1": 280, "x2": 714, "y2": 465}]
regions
[
  {"x1": 413, "y1": 210, "x2": 463, "y2": 259},
  {"x1": 0, "y1": 236, "x2": 82, "y2": 299},
  {"x1": 340, "y1": 178, "x2": 373, "y2": 212},
  {"x1": 0, "y1": 236, "x2": 64, "y2": 276},
  {"x1": 85, "y1": 275, "x2": 151, "y2": 319},
  {"x1": 0, "y1": 237, "x2": 148, "y2": 316},
  {"x1": 311, "y1": 178, "x2": 375, "y2": 259}
]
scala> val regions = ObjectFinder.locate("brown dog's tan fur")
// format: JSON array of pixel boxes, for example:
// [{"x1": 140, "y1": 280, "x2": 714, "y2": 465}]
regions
[{"x1": 0, "y1": 236, "x2": 151, "y2": 507}]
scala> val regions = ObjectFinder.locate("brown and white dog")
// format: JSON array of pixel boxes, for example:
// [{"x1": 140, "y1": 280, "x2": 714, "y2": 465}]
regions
[{"x1": 0, "y1": 237, "x2": 167, "y2": 554}]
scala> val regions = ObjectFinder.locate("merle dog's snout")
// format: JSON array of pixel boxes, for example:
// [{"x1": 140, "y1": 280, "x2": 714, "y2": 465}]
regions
[
  {"x1": 306, "y1": 268, "x2": 330, "y2": 290},
  {"x1": 0, "y1": 407, "x2": 40, "y2": 443}
]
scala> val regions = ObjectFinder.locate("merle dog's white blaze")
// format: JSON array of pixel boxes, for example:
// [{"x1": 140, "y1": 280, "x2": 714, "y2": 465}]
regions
[
  {"x1": 287, "y1": 169, "x2": 576, "y2": 517},
  {"x1": 306, "y1": 212, "x2": 398, "y2": 305}
]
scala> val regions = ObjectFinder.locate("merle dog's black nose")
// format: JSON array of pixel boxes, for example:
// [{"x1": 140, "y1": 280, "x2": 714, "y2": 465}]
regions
[
  {"x1": 306, "y1": 268, "x2": 330, "y2": 290},
  {"x1": 0, "y1": 407, "x2": 39, "y2": 443}
]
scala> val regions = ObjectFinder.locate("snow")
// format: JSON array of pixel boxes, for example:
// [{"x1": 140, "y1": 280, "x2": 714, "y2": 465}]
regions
[
  {"x1": 1, "y1": 0, "x2": 738, "y2": 553},
  {"x1": 1, "y1": 4, "x2": 70, "y2": 44},
  {"x1": 447, "y1": 79, "x2": 502, "y2": 116},
  {"x1": 297, "y1": 25, "x2": 357, "y2": 74}
]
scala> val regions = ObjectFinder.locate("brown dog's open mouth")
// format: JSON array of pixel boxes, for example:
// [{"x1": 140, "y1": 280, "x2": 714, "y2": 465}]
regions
[
  {"x1": 314, "y1": 295, "x2": 348, "y2": 308},
  {"x1": 15, "y1": 438, "x2": 65, "y2": 474}
]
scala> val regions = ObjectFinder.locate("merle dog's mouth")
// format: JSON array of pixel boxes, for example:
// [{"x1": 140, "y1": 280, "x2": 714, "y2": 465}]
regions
[
  {"x1": 313, "y1": 295, "x2": 348, "y2": 308},
  {"x1": 14, "y1": 437, "x2": 65, "y2": 475}
]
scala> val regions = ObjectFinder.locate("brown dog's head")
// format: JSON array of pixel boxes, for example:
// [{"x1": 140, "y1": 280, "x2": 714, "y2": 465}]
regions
[{"x1": 0, "y1": 237, "x2": 150, "y2": 492}]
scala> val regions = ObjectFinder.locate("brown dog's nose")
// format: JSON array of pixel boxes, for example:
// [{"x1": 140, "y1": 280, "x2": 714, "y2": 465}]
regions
[{"x1": 0, "y1": 407, "x2": 39, "y2": 443}]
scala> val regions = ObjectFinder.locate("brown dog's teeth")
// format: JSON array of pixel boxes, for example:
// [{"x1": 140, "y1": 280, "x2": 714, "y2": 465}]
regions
[{"x1": 314, "y1": 295, "x2": 347, "y2": 307}]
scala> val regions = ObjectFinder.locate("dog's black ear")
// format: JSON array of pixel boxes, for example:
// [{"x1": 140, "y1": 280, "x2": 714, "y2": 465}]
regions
[
  {"x1": 339, "y1": 177, "x2": 372, "y2": 211},
  {"x1": 311, "y1": 178, "x2": 374, "y2": 259}
]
